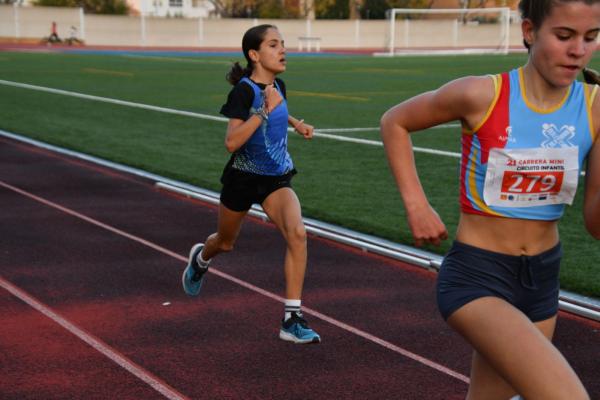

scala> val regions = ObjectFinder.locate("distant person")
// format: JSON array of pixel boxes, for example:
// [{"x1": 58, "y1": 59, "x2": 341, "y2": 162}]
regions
[
  {"x1": 66, "y1": 26, "x2": 83, "y2": 45},
  {"x1": 381, "y1": 0, "x2": 599, "y2": 398},
  {"x1": 48, "y1": 21, "x2": 61, "y2": 43},
  {"x1": 181, "y1": 24, "x2": 321, "y2": 344}
]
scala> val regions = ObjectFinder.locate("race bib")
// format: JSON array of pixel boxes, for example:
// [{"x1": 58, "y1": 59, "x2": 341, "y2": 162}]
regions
[{"x1": 483, "y1": 147, "x2": 579, "y2": 207}]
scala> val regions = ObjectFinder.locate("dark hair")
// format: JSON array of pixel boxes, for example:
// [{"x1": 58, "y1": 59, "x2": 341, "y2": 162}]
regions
[
  {"x1": 519, "y1": 0, "x2": 600, "y2": 49},
  {"x1": 519, "y1": 1, "x2": 600, "y2": 84},
  {"x1": 226, "y1": 24, "x2": 277, "y2": 85},
  {"x1": 583, "y1": 67, "x2": 600, "y2": 84}
]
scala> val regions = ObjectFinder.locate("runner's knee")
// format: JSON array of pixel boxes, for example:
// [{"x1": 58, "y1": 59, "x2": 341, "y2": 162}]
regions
[{"x1": 285, "y1": 224, "x2": 306, "y2": 247}]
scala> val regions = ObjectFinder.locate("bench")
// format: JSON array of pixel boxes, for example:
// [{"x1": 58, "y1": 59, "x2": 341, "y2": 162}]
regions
[{"x1": 297, "y1": 36, "x2": 321, "y2": 52}]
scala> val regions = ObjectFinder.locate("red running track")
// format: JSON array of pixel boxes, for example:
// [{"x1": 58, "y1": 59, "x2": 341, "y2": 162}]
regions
[{"x1": 0, "y1": 135, "x2": 598, "y2": 400}]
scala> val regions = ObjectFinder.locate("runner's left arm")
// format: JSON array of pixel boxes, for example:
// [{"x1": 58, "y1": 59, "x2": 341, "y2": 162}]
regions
[{"x1": 288, "y1": 115, "x2": 313, "y2": 139}]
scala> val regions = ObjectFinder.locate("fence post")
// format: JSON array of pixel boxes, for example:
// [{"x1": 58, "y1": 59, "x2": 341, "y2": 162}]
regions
[
  {"x1": 13, "y1": 2, "x2": 20, "y2": 39},
  {"x1": 452, "y1": 18, "x2": 457, "y2": 47},
  {"x1": 141, "y1": 14, "x2": 146, "y2": 46},
  {"x1": 503, "y1": 9, "x2": 510, "y2": 54},
  {"x1": 389, "y1": 11, "x2": 395, "y2": 54},
  {"x1": 198, "y1": 17, "x2": 203, "y2": 45},
  {"x1": 79, "y1": 7, "x2": 85, "y2": 40}
]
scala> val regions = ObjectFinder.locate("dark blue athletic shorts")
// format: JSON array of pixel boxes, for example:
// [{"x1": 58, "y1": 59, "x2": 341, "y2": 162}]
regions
[
  {"x1": 219, "y1": 166, "x2": 296, "y2": 212},
  {"x1": 436, "y1": 241, "x2": 562, "y2": 322}
]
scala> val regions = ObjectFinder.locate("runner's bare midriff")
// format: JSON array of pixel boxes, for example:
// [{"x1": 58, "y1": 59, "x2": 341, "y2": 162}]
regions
[{"x1": 456, "y1": 212, "x2": 559, "y2": 256}]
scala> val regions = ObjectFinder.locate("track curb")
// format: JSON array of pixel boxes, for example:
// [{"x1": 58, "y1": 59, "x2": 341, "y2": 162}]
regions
[{"x1": 2, "y1": 129, "x2": 599, "y2": 322}]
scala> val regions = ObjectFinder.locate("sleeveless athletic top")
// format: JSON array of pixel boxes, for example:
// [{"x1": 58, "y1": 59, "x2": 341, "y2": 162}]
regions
[
  {"x1": 230, "y1": 77, "x2": 293, "y2": 176},
  {"x1": 460, "y1": 68, "x2": 598, "y2": 220}
]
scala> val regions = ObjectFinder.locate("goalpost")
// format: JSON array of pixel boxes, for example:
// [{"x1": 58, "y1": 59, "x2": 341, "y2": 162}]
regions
[{"x1": 383, "y1": 7, "x2": 512, "y2": 56}]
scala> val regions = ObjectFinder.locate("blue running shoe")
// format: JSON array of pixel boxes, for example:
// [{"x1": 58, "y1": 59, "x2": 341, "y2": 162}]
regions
[
  {"x1": 182, "y1": 243, "x2": 208, "y2": 296},
  {"x1": 279, "y1": 312, "x2": 321, "y2": 344}
]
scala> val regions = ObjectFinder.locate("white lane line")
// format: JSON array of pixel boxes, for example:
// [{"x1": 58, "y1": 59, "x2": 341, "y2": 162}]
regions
[
  {"x1": 316, "y1": 124, "x2": 460, "y2": 133},
  {"x1": 0, "y1": 179, "x2": 470, "y2": 384},
  {"x1": 3, "y1": 129, "x2": 596, "y2": 322},
  {"x1": 313, "y1": 131, "x2": 461, "y2": 158},
  {"x1": 3, "y1": 77, "x2": 587, "y2": 174},
  {"x1": 0, "y1": 276, "x2": 189, "y2": 400},
  {"x1": 0, "y1": 79, "x2": 460, "y2": 157},
  {"x1": 0, "y1": 79, "x2": 227, "y2": 123}
]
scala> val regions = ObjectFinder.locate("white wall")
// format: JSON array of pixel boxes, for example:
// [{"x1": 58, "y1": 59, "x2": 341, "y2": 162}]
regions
[{"x1": 0, "y1": 5, "x2": 525, "y2": 51}]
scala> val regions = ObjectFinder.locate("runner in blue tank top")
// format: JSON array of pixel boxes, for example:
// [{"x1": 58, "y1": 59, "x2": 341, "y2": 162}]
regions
[
  {"x1": 381, "y1": 1, "x2": 600, "y2": 398},
  {"x1": 182, "y1": 25, "x2": 320, "y2": 344}
]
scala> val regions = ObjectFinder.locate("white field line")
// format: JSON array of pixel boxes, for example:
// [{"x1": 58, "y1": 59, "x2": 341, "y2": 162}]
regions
[
  {"x1": 0, "y1": 79, "x2": 587, "y2": 176},
  {"x1": 0, "y1": 276, "x2": 189, "y2": 400},
  {"x1": 3, "y1": 79, "x2": 584, "y2": 173},
  {"x1": 314, "y1": 131, "x2": 461, "y2": 158},
  {"x1": 316, "y1": 124, "x2": 460, "y2": 133},
  {"x1": 0, "y1": 79, "x2": 228, "y2": 123},
  {"x1": 0, "y1": 79, "x2": 460, "y2": 158},
  {"x1": 0, "y1": 179, "x2": 470, "y2": 384}
]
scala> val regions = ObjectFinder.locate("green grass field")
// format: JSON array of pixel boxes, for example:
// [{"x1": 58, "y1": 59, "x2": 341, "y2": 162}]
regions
[{"x1": 0, "y1": 50, "x2": 598, "y2": 297}]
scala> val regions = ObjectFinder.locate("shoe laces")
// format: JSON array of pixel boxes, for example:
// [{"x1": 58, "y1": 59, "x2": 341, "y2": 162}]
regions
[
  {"x1": 191, "y1": 263, "x2": 208, "y2": 282},
  {"x1": 288, "y1": 312, "x2": 309, "y2": 328}
]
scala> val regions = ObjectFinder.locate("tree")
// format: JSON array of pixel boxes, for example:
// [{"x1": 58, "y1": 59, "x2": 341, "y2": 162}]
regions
[
  {"x1": 218, "y1": 0, "x2": 257, "y2": 17},
  {"x1": 315, "y1": 0, "x2": 348, "y2": 19},
  {"x1": 258, "y1": 0, "x2": 301, "y2": 18},
  {"x1": 33, "y1": 0, "x2": 129, "y2": 14},
  {"x1": 387, "y1": 0, "x2": 431, "y2": 8},
  {"x1": 359, "y1": 0, "x2": 431, "y2": 19},
  {"x1": 348, "y1": 0, "x2": 360, "y2": 19},
  {"x1": 459, "y1": 0, "x2": 486, "y2": 8},
  {"x1": 360, "y1": 0, "x2": 384, "y2": 19},
  {"x1": 205, "y1": 0, "x2": 226, "y2": 15}
]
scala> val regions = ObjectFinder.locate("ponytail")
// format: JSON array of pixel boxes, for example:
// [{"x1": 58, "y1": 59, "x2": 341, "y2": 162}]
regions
[
  {"x1": 583, "y1": 67, "x2": 600, "y2": 85},
  {"x1": 226, "y1": 61, "x2": 251, "y2": 86}
]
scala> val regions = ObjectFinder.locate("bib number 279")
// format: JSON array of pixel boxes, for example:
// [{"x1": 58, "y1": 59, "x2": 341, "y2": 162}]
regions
[{"x1": 501, "y1": 171, "x2": 563, "y2": 194}]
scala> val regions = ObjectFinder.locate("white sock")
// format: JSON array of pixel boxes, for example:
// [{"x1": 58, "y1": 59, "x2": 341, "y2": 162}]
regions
[
  {"x1": 196, "y1": 250, "x2": 210, "y2": 268},
  {"x1": 284, "y1": 299, "x2": 301, "y2": 321}
]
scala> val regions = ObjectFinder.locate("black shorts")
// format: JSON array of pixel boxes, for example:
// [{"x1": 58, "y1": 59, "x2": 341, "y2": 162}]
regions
[
  {"x1": 436, "y1": 241, "x2": 562, "y2": 322},
  {"x1": 219, "y1": 167, "x2": 296, "y2": 212}
]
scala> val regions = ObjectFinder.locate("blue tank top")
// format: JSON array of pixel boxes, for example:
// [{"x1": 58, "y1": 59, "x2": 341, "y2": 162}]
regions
[
  {"x1": 231, "y1": 77, "x2": 294, "y2": 176},
  {"x1": 460, "y1": 68, "x2": 597, "y2": 220}
]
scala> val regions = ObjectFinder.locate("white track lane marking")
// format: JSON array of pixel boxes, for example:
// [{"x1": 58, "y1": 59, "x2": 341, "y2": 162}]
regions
[
  {"x1": 0, "y1": 276, "x2": 189, "y2": 400},
  {"x1": 313, "y1": 131, "x2": 461, "y2": 158},
  {"x1": 1, "y1": 79, "x2": 588, "y2": 172},
  {"x1": 0, "y1": 79, "x2": 227, "y2": 122},
  {"x1": 0, "y1": 179, "x2": 470, "y2": 384},
  {"x1": 0, "y1": 79, "x2": 460, "y2": 157}
]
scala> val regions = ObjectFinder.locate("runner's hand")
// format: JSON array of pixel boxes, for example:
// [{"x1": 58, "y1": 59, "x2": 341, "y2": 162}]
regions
[
  {"x1": 294, "y1": 120, "x2": 314, "y2": 139},
  {"x1": 406, "y1": 204, "x2": 448, "y2": 247},
  {"x1": 264, "y1": 84, "x2": 283, "y2": 113}
]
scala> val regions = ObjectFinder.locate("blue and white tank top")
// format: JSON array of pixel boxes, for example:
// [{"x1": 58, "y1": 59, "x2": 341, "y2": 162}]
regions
[
  {"x1": 460, "y1": 68, "x2": 597, "y2": 220},
  {"x1": 231, "y1": 77, "x2": 294, "y2": 176}
]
